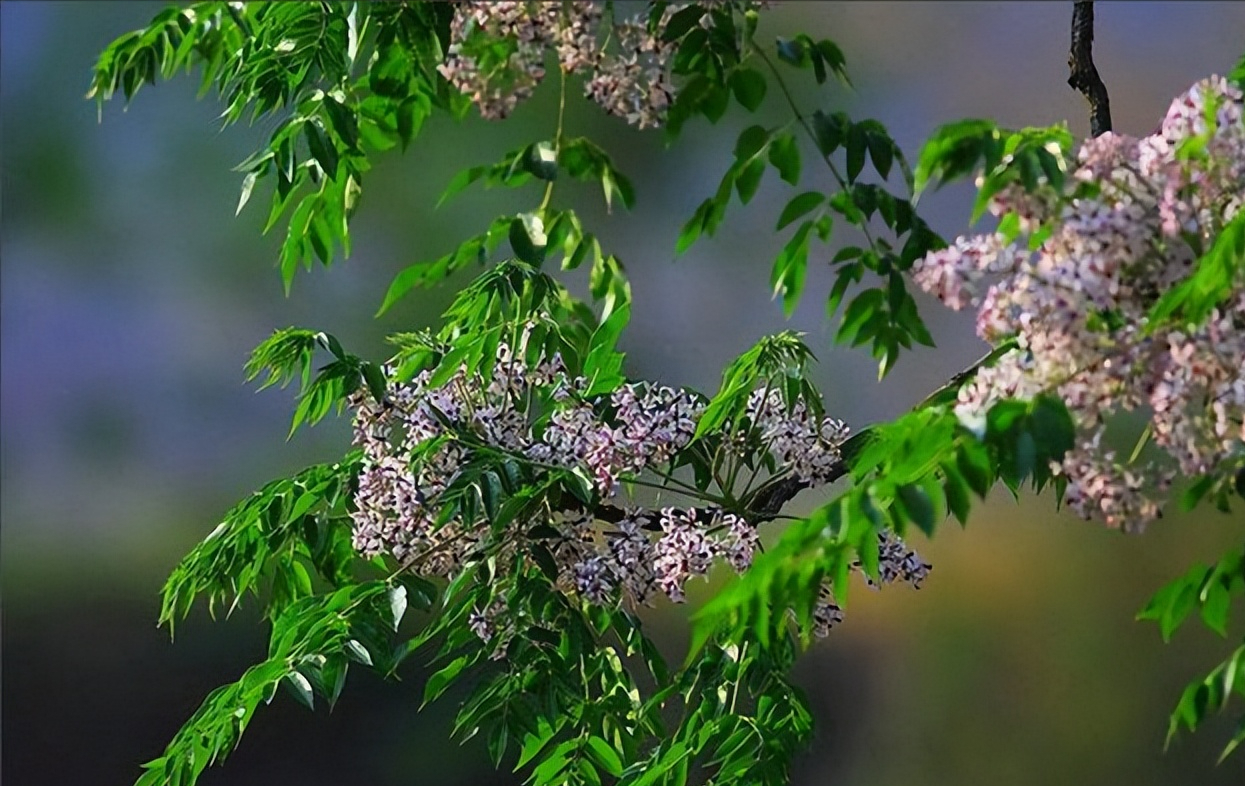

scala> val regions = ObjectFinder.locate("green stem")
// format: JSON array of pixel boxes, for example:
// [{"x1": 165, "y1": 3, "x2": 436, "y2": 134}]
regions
[
  {"x1": 644, "y1": 468, "x2": 706, "y2": 497},
  {"x1": 1128, "y1": 422, "x2": 1153, "y2": 465},
  {"x1": 538, "y1": 68, "x2": 569, "y2": 214},
  {"x1": 624, "y1": 475, "x2": 730, "y2": 509},
  {"x1": 727, "y1": 379, "x2": 774, "y2": 496},
  {"x1": 749, "y1": 38, "x2": 884, "y2": 257}
]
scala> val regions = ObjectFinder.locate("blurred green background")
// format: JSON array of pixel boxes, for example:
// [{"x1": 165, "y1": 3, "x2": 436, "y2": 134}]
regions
[{"x1": 2, "y1": 2, "x2": 1243, "y2": 784}]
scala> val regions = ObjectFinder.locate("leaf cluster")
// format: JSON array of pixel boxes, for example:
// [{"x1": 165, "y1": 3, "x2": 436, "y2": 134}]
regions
[
  {"x1": 91, "y1": 6, "x2": 1245, "y2": 784},
  {"x1": 245, "y1": 327, "x2": 386, "y2": 436},
  {"x1": 380, "y1": 137, "x2": 636, "y2": 317},
  {"x1": 694, "y1": 393, "x2": 1076, "y2": 649},
  {"x1": 91, "y1": 2, "x2": 464, "y2": 291},
  {"x1": 676, "y1": 38, "x2": 942, "y2": 377},
  {"x1": 914, "y1": 118, "x2": 1073, "y2": 224},
  {"x1": 138, "y1": 581, "x2": 408, "y2": 786},
  {"x1": 159, "y1": 457, "x2": 363, "y2": 633},
  {"x1": 1138, "y1": 547, "x2": 1245, "y2": 761}
]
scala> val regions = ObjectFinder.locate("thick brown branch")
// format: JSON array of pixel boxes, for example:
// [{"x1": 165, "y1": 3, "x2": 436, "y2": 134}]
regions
[{"x1": 1068, "y1": 1, "x2": 1112, "y2": 137}]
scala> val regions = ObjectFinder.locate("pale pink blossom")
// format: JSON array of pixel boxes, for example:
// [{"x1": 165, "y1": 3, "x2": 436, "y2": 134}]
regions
[{"x1": 914, "y1": 76, "x2": 1245, "y2": 530}]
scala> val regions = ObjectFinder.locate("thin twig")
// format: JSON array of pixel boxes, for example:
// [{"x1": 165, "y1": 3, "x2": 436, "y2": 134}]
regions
[
  {"x1": 749, "y1": 39, "x2": 885, "y2": 256},
  {"x1": 1068, "y1": 1, "x2": 1112, "y2": 137},
  {"x1": 538, "y1": 68, "x2": 568, "y2": 213}
]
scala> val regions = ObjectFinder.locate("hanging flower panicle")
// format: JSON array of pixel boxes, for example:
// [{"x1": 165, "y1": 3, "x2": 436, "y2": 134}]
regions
[
  {"x1": 912, "y1": 76, "x2": 1245, "y2": 530},
  {"x1": 437, "y1": 1, "x2": 690, "y2": 128}
]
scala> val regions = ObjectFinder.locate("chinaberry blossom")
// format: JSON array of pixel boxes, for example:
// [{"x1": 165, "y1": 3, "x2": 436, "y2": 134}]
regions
[
  {"x1": 871, "y1": 531, "x2": 933, "y2": 588},
  {"x1": 350, "y1": 341, "x2": 706, "y2": 565},
  {"x1": 437, "y1": 3, "x2": 558, "y2": 120},
  {"x1": 812, "y1": 593, "x2": 844, "y2": 637},
  {"x1": 912, "y1": 76, "x2": 1245, "y2": 530},
  {"x1": 346, "y1": 334, "x2": 924, "y2": 636},
  {"x1": 437, "y1": 2, "x2": 702, "y2": 128},
  {"x1": 746, "y1": 387, "x2": 852, "y2": 484}
]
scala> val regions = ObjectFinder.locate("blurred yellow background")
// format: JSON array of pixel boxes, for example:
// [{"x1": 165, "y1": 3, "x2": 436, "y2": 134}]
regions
[{"x1": 2, "y1": 3, "x2": 1243, "y2": 784}]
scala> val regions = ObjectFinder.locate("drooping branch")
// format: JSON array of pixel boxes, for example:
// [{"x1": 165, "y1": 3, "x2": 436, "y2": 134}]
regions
[{"x1": 1067, "y1": 1, "x2": 1113, "y2": 137}]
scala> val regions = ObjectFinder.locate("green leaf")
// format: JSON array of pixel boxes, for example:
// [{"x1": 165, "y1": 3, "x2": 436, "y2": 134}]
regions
[
  {"x1": 986, "y1": 399, "x2": 1028, "y2": 435},
  {"x1": 1148, "y1": 211, "x2": 1245, "y2": 330},
  {"x1": 730, "y1": 68, "x2": 767, "y2": 112},
  {"x1": 322, "y1": 95, "x2": 359, "y2": 151},
  {"x1": 585, "y1": 736, "x2": 624, "y2": 777},
  {"x1": 735, "y1": 157, "x2": 767, "y2": 204},
  {"x1": 600, "y1": 165, "x2": 635, "y2": 213},
  {"x1": 236, "y1": 171, "x2": 258, "y2": 216},
  {"x1": 942, "y1": 462, "x2": 972, "y2": 525},
  {"x1": 826, "y1": 261, "x2": 860, "y2": 317},
  {"x1": 845, "y1": 122, "x2": 867, "y2": 183},
  {"x1": 1013, "y1": 430, "x2": 1037, "y2": 483},
  {"x1": 343, "y1": 639, "x2": 373, "y2": 666},
  {"x1": 1163, "y1": 579, "x2": 1201, "y2": 642},
  {"x1": 814, "y1": 39, "x2": 850, "y2": 85},
  {"x1": 1199, "y1": 581, "x2": 1231, "y2": 637},
  {"x1": 438, "y1": 166, "x2": 486, "y2": 207},
  {"x1": 583, "y1": 304, "x2": 630, "y2": 396},
  {"x1": 305, "y1": 121, "x2": 339, "y2": 180},
  {"x1": 913, "y1": 118, "x2": 1001, "y2": 199},
  {"x1": 423, "y1": 654, "x2": 470, "y2": 706},
  {"x1": 282, "y1": 671, "x2": 315, "y2": 711},
  {"x1": 767, "y1": 131, "x2": 801, "y2": 185},
  {"x1": 702, "y1": 83, "x2": 731, "y2": 124},
  {"x1": 957, "y1": 439, "x2": 994, "y2": 498},
  {"x1": 1029, "y1": 395, "x2": 1075, "y2": 464},
  {"x1": 524, "y1": 141, "x2": 559, "y2": 181},
  {"x1": 388, "y1": 585, "x2": 408, "y2": 631},
  {"x1": 835, "y1": 289, "x2": 884, "y2": 345},
  {"x1": 662, "y1": 4, "x2": 706, "y2": 42},
  {"x1": 811, "y1": 110, "x2": 847, "y2": 156},
  {"x1": 318, "y1": 655, "x2": 349, "y2": 709},
  {"x1": 509, "y1": 213, "x2": 547, "y2": 265},
  {"x1": 676, "y1": 200, "x2": 710, "y2": 255},
  {"x1": 896, "y1": 484, "x2": 935, "y2": 536},
  {"x1": 734, "y1": 125, "x2": 771, "y2": 162},
  {"x1": 776, "y1": 192, "x2": 824, "y2": 230},
  {"x1": 1230, "y1": 51, "x2": 1245, "y2": 90},
  {"x1": 515, "y1": 715, "x2": 559, "y2": 770},
  {"x1": 566, "y1": 467, "x2": 596, "y2": 505},
  {"x1": 1180, "y1": 474, "x2": 1219, "y2": 512},
  {"x1": 378, "y1": 260, "x2": 435, "y2": 316},
  {"x1": 361, "y1": 362, "x2": 387, "y2": 403},
  {"x1": 866, "y1": 130, "x2": 894, "y2": 181},
  {"x1": 771, "y1": 221, "x2": 812, "y2": 318}
]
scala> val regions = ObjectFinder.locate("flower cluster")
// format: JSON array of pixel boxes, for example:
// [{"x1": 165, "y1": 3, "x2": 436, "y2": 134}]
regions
[
  {"x1": 350, "y1": 341, "x2": 705, "y2": 563},
  {"x1": 436, "y1": 3, "x2": 563, "y2": 121},
  {"x1": 346, "y1": 335, "x2": 923, "y2": 638},
  {"x1": 537, "y1": 380, "x2": 701, "y2": 495},
  {"x1": 437, "y1": 1, "x2": 684, "y2": 128},
  {"x1": 581, "y1": 16, "x2": 675, "y2": 129},
  {"x1": 869, "y1": 531, "x2": 933, "y2": 588},
  {"x1": 746, "y1": 388, "x2": 852, "y2": 483},
  {"x1": 912, "y1": 76, "x2": 1245, "y2": 530},
  {"x1": 814, "y1": 532, "x2": 932, "y2": 636}
]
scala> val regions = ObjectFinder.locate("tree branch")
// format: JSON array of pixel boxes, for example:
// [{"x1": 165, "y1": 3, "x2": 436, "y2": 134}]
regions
[{"x1": 1067, "y1": 1, "x2": 1112, "y2": 137}]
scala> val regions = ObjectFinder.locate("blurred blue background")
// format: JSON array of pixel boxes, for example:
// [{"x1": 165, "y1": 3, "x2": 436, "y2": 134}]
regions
[{"x1": 2, "y1": 2, "x2": 1243, "y2": 784}]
